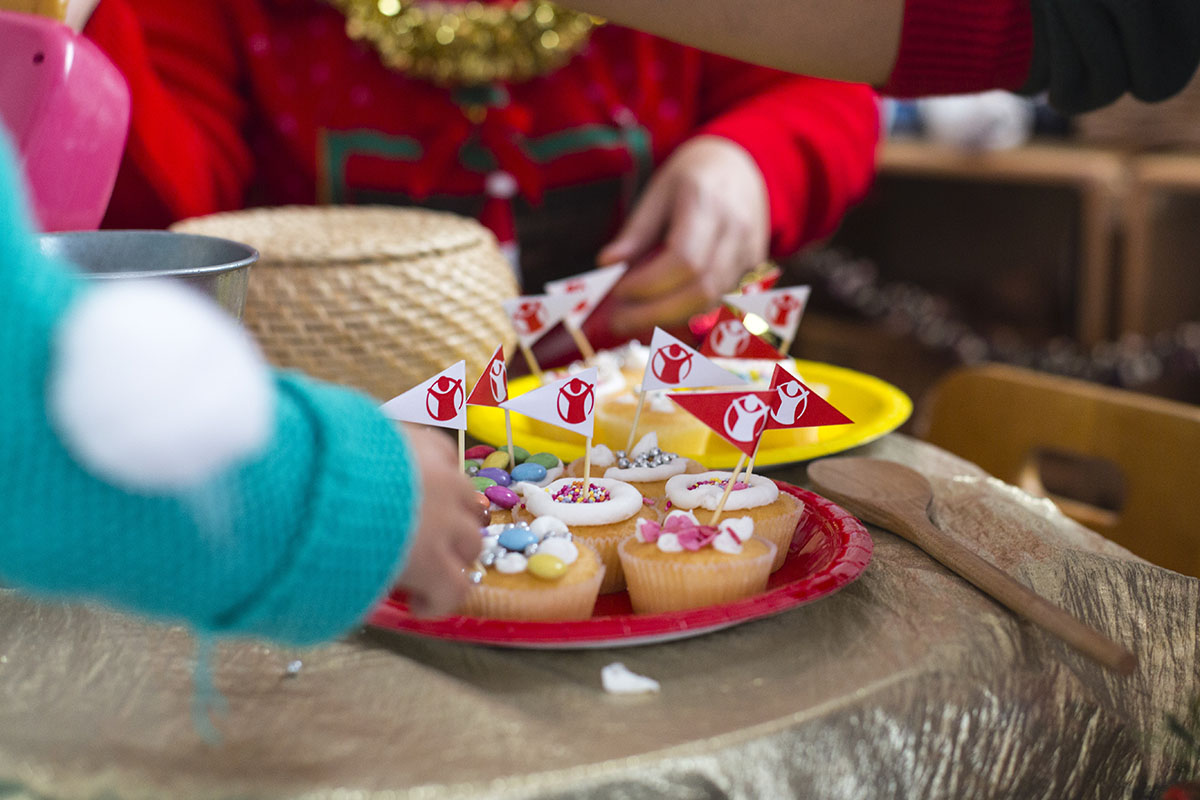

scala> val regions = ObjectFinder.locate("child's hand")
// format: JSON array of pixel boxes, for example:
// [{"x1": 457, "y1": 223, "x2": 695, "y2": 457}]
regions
[{"x1": 393, "y1": 425, "x2": 483, "y2": 618}]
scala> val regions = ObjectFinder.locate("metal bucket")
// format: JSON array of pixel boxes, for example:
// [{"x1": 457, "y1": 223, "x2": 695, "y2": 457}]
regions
[{"x1": 35, "y1": 230, "x2": 258, "y2": 319}]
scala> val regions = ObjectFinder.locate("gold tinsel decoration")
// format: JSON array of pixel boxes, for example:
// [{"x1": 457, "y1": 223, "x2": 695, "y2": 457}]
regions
[{"x1": 327, "y1": 0, "x2": 601, "y2": 86}]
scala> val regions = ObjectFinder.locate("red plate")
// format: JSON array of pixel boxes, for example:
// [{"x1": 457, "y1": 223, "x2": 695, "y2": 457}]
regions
[{"x1": 367, "y1": 483, "x2": 872, "y2": 648}]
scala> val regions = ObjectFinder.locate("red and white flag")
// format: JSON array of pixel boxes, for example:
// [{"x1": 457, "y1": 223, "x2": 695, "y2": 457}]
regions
[
  {"x1": 668, "y1": 388, "x2": 776, "y2": 457},
  {"x1": 545, "y1": 263, "x2": 628, "y2": 329},
  {"x1": 724, "y1": 285, "x2": 811, "y2": 342},
  {"x1": 501, "y1": 293, "x2": 574, "y2": 348},
  {"x1": 700, "y1": 307, "x2": 784, "y2": 360},
  {"x1": 737, "y1": 266, "x2": 782, "y2": 294},
  {"x1": 641, "y1": 327, "x2": 745, "y2": 393},
  {"x1": 765, "y1": 364, "x2": 853, "y2": 429},
  {"x1": 380, "y1": 361, "x2": 467, "y2": 430},
  {"x1": 466, "y1": 346, "x2": 508, "y2": 408},
  {"x1": 501, "y1": 367, "x2": 598, "y2": 438}
]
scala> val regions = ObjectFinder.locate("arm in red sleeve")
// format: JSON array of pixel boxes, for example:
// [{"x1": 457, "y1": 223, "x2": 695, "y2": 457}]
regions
[
  {"x1": 84, "y1": 0, "x2": 253, "y2": 228},
  {"x1": 695, "y1": 56, "x2": 880, "y2": 258}
]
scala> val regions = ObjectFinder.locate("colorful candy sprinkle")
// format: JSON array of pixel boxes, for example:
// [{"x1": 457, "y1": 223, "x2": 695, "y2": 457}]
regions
[
  {"x1": 471, "y1": 476, "x2": 498, "y2": 491},
  {"x1": 526, "y1": 452, "x2": 560, "y2": 469},
  {"x1": 498, "y1": 526, "x2": 538, "y2": 552},
  {"x1": 551, "y1": 481, "x2": 612, "y2": 504},
  {"x1": 687, "y1": 478, "x2": 750, "y2": 491},
  {"x1": 527, "y1": 553, "x2": 567, "y2": 580},
  {"x1": 511, "y1": 462, "x2": 547, "y2": 483},
  {"x1": 476, "y1": 467, "x2": 511, "y2": 486},
  {"x1": 464, "y1": 445, "x2": 495, "y2": 460},
  {"x1": 482, "y1": 451, "x2": 511, "y2": 470},
  {"x1": 484, "y1": 485, "x2": 520, "y2": 509}
]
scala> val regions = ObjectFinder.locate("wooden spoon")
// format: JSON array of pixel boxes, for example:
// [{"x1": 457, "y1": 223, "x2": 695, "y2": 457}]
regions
[{"x1": 808, "y1": 457, "x2": 1137, "y2": 675}]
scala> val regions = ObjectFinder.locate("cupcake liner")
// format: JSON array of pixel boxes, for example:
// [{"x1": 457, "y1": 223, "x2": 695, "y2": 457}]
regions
[
  {"x1": 458, "y1": 547, "x2": 605, "y2": 621},
  {"x1": 514, "y1": 504, "x2": 656, "y2": 594},
  {"x1": 741, "y1": 493, "x2": 806, "y2": 571},
  {"x1": 618, "y1": 537, "x2": 776, "y2": 614}
]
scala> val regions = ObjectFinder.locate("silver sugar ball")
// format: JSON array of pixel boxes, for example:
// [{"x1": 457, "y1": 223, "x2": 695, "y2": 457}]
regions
[
  {"x1": 523, "y1": 542, "x2": 540, "y2": 557},
  {"x1": 285, "y1": 660, "x2": 303, "y2": 677},
  {"x1": 468, "y1": 570, "x2": 485, "y2": 584},
  {"x1": 618, "y1": 458, "x2": 631, "y2": 469}
]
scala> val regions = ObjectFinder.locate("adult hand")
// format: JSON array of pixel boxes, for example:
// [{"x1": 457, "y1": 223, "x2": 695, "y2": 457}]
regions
[
  {"x1": 598, "y1": 135, "x2": 769, "y2": 334},
  {"x1": 392, "y1": 424, "x2": 482, "y2": 618}
]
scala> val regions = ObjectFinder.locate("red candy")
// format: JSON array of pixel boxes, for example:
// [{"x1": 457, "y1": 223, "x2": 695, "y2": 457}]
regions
[{"x1": 465, "y1": 445, "x2": 496, "y2": 460}]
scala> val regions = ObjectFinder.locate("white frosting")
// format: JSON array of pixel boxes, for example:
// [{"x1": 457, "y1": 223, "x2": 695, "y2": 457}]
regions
[
  {"x1": 656, "y1": 533, "x2": 683, "y2": 553},
  {"x1": 480, "y1": 534, "x2": 500, "y2": 555},
  {"x1": 601, "y1": 662, "x2": 660, "y2": 694},
  {"x1": 604, "y1": 459, "x2": 688, "y2": 483},
  {"x1": 588, "y1": 444, "x2": 616, "y2": 469},
  {"x1": 522, "y1": 478, "x2": 644, "y2": 526},
  {"x1": 495, "y1": 553, "x2": 528, "y2": 574},
  {"x1": 647, "y1": 390, "x2": 675, "y2": 413},
  {"x1": 665, "y1": 471, "x2": 779, "y2": 511},
  {"x1": 529, "y1": 516, "x2": 569, "y2": 538},
  {"x1": 665, "y1": 509, "x2": 699, "y2": 526},
  {"x1": 536, "y1": 537, "x2": 579, "y2": 565},
  {"x1": 630, "y1": 432, "x2": 658, "y2": 457},
  {"x1": 713, "y1": 517, "x2": 754, "y2": 555}
]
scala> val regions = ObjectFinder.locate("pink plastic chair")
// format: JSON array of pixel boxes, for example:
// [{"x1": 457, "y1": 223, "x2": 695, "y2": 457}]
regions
[{"x1": 0, "y1": 10, "x2": 129, "y2": 231}]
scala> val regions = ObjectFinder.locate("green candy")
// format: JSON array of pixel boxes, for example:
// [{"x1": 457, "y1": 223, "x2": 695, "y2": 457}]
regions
[
  {"x1": 481, "y1": 451, "x2": 511, "y2": 470},
  {"x1": 526, "y1": 452, "x2": 559, "y2": 469},
  {"x1": 463, "y1": 459, "x2": 482, "y2": 473},
  {"x1": 471, "y1": 476, "x2": 498, "y2": 491},
  {"x1": 511, "y1": 445, "x2": 530, "y2": 463}
]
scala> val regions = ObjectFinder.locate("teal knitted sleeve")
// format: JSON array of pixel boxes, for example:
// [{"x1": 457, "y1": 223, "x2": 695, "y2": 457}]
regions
[{"x1": 0, "y1": 135, "x2": 419, "y2": 646}]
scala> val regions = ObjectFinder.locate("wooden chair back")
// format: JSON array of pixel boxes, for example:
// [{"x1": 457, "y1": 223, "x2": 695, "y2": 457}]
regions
[{"x1": 918, "y1": 363, "x2": 1200, "y2": 576}]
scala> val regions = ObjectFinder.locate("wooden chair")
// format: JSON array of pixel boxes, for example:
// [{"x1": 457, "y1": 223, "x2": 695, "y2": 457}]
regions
[{"x1": 917, "y1": 363, "x2": 1200, "y2": 577}]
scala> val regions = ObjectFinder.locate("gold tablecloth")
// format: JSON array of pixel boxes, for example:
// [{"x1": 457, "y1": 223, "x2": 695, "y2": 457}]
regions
[{"x1": 1, "y1": 435, "x2": 1196, "y2": 799}]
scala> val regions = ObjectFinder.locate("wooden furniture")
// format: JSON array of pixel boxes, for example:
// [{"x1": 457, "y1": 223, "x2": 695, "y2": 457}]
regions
[
  {"x1": 874, "y1": 140, "x2": 1127, "y2": 345},
  {"x1": 918, "y1": 362, "x2": 1200, "y2": 577},
  {"x1": 1120, "y1": 151, "x2": 1200, "y2": 336},
  {"x1": 0, "y1": 0, "x2": 65, "y2": 20}
]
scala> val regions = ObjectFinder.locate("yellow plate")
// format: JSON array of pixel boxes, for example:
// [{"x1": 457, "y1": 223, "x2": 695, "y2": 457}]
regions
[{"x1": 467, "y1": 360, "x2": 912, "y2": 469}]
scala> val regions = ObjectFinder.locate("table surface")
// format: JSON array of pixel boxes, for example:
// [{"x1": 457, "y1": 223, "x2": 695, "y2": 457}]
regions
[{"x1": 1, "y1": 434, "x2": 1196, "y2": 800}]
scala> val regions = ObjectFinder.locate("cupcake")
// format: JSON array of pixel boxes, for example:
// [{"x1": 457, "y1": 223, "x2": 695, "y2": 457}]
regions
[
  {"x1": 516, "y1": 477, "x2": 656, "y2": 594},
  {"x1": 663, "y1": 471, "x2": 803, "y2": 571},
  {"x1": 459, "y1": 517, "x2": 605, "y2": 621},
  {"x1": 618, "y1": 510, "x2": 775, "y2": 613},
  {"x1": 567, "y1": 433, "x2": 703, "y2": 509}
]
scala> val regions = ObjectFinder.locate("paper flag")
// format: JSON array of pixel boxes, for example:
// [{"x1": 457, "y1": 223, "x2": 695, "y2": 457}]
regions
[
  {"x1": 641, "y1": 327, "x2": 746, "y2": 393},
  {"x1": 502, "y1": 367, "x2": 598, "y2": 438},
  {"x1": 466, "y1": 346, "x2": 508, "y2": 408},
  {"x1": 501, "y1": 293, "x2": 575, "y2": 348},
  {"x1": 764, "y1": 364, "x2": 854, "y2": 429},
  {"x1": 545, "y1": 263, "x2": 628, "y2": 329},
  {"x1": 700, "y1": 307, "x2": 784, "y2": 360},
  {"x1": 380, "y1": 360, "x2": 467, "y2": 430},
  {"x1": 667, "y1": 389, "x2": 776, "y2": 456},
  {"x1": 737, "y1": 266, "x2": 782, "y2": 294},
  {"x1": 724, "y1": 285, "x2": 811, "y2": 341}
]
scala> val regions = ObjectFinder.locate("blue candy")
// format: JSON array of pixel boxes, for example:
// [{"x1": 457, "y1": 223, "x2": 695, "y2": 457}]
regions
[
  {"x1": 476, "y1": 467, "x2": 512, "y2": 486},
  {"x1": 497, "y1": 526, "x2": 538, "y2": 552},
  {"x1": 510, "y1": 462, "x2": 547, "y2": 483}
]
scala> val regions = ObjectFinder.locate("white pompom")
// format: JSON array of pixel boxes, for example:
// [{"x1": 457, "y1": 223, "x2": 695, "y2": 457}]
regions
[
  {"x1": 919, "y1": 91, "x2": 1035, "y2": 152},
  {"x1": 49, "y1": 280, "x2": 274, "y2": 493}
]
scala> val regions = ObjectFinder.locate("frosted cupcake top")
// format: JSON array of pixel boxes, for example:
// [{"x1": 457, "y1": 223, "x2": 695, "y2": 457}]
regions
[
  {"x1": 664, "y1": 471, "x2": 779, "y2": 511},
  {"x1": 635, "y1": 509, "x2": 754, "y2": 555},
  {"x1": 471, "y1": 516, "x2": 579, "y2": 582},
  {"x1": 523, "y1": 477, "x2": 644, "y2": 525},
  {"x1": 599, "y1": 433, "x2": 689, "y2": 483}
]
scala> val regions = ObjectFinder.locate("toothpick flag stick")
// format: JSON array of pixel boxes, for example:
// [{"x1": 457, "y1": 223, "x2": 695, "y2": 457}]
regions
[
  {"x1": 745, "y1": 437, "x2": 763, "y2": 480},
  {"x1": 583, "y1": 435, "x2": 593, "y2": 486},
  {"x1": 458, "y1": 429, "x2": 465, "y2": 470},
  {"x1": 709, "y1": 453, "x2": 748, "y2": 526},
  {"x1": 624, "y1": 389, "x2": 648, "y2": 454},
  {"x1": 567, "y1": 323, "x2": 597, "y2": 363},
  {"x1": 504, "y1": 409, "x2": 516, "y2": 465},
  {"x1": 519, "y1": 340, "x2": 544, "y2": 384}
]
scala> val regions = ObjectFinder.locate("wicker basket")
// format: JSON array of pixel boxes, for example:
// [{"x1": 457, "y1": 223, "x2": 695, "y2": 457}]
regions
[{"x1": 172, "y1": 206, "x2": 518, "y2": 401}]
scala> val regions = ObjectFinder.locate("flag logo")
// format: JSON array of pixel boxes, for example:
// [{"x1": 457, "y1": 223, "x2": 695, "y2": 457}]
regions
[
  {"x1": 557, "y1": 377, "x2": 595, "y2": 424},
  {"x1": 723, "y1": 394, "x2": 770, "y2": 442},
  {"x1": 426, "y1": 376, "x2": 464, "y2": 421},
  {"x1": 769, "y1": 377, "x2": 810, "y2": 425},
  {"x1": 767, "y1": 293, "x2": 802, "y2": 328},
  {"x1": 651, "y1": 343, "x2": 694, "y2": 385},
  {"x1": 708, "y1": 319, "x2": 752, "y2": 357},
  {"x1": 489, "y1": 359, "x2": 508, "y2": 403},
  {"x1": 512, "y1": 300, "x2": 547, "y2": 336}
]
